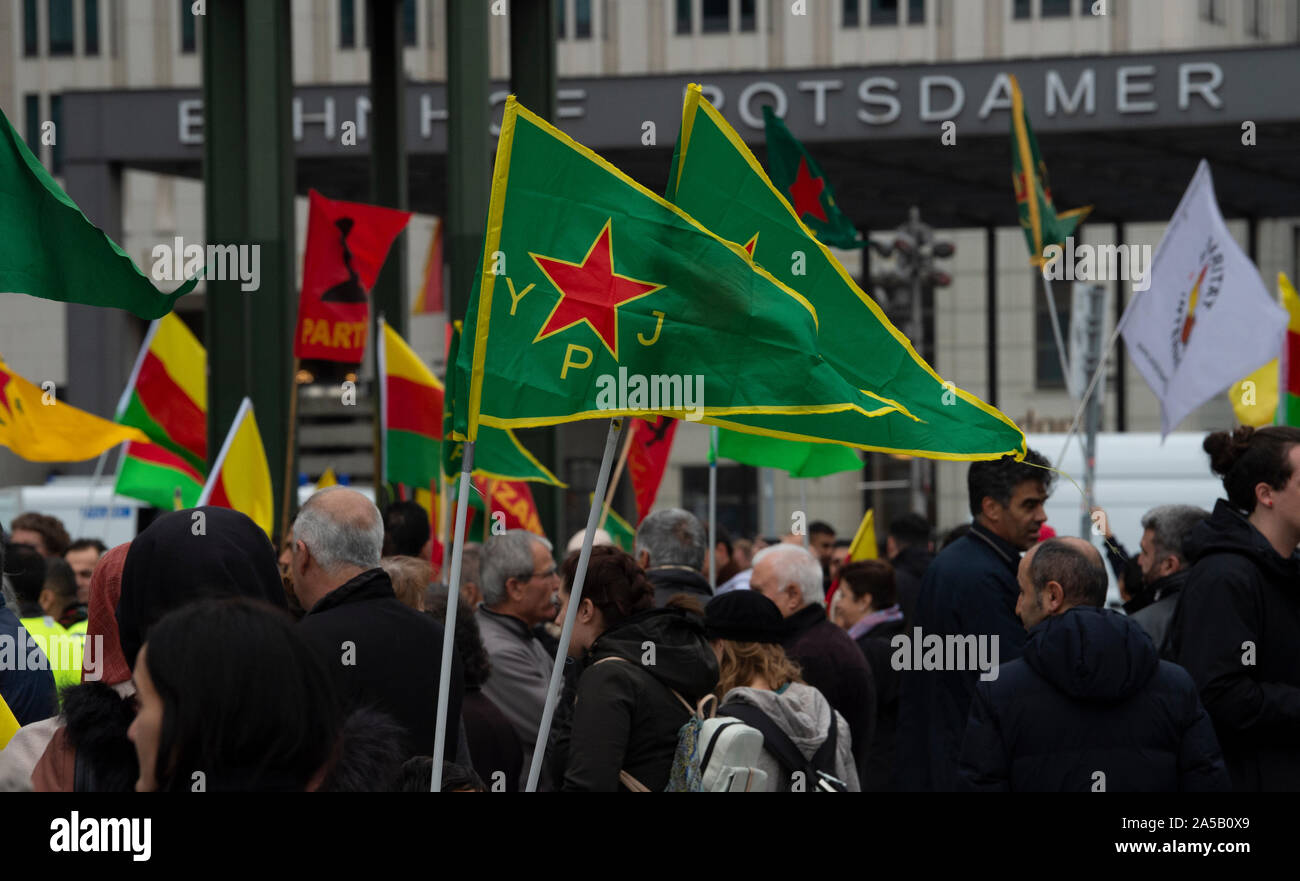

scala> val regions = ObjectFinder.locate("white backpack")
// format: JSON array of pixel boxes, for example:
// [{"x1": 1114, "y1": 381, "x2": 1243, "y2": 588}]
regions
[{"x1": 597, "y1": 657, "x2": 768, "y2": 792}]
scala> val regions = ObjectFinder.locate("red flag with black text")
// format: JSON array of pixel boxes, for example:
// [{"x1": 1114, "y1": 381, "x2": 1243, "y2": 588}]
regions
[
  {"x1": 627, "y1": 416, "x2": 677, "y2": 524},
  {"x1": 294, "y1": 189, "x2": 411, "y2": 363}
]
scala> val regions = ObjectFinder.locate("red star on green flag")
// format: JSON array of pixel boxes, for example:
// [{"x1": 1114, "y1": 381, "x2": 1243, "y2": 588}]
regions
[
  {"x1": 532, "y1": 220, "x2": 662, "y2": 359},
  {"x1": 788, "y1": 158, "x2": 828, "y2": 222}
]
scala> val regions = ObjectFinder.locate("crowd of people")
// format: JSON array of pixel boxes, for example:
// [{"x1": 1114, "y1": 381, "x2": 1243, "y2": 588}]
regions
[{"x1": 0, "y1": 423, "x2": 1297, "y2": 791}]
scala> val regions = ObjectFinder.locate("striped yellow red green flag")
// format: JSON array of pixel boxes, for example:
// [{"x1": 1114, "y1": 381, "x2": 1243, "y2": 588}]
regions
[
  {"x1": 114, "y1": 312, "x2": 207, "y2": 469},
  {"x1": 847, "y1": 509, "x2": 878, "y2": 562},
  {"x1": 379, "y1": 318, "x2": 444, "y2": 488},
  {"x1": 197, "y1": 397, "x2": 273, "y2": 535},
  {"x1": 1009, "y1": 74, "x2": 1091, "y2": 266},
  {"x1": 1279, "y1": 273, "x2": 1300, "y2": 426},
  {"x1": 0, "y1": 355, "x2": 147, "y2": 461},
  {"x1": 116, "y1": 441, "x2": 205, "y2": 510}
]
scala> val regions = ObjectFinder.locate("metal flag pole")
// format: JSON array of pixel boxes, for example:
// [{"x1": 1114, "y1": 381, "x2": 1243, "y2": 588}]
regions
[
  {"x1": 526, "y1": 417, "x2": 624, "y2": 792},
  {"x1": 76, "y1": 448, "x2": 113, "y2": 538},
  {"x1": 431, "y1": 440, "x2": 475, "y2": 792},
  {"x1": 1043, "y1": 276, "x2": 1090, "y2": 463},
  {"x1": 708, "y1": 425, "x2": 717, "y2": 588}
]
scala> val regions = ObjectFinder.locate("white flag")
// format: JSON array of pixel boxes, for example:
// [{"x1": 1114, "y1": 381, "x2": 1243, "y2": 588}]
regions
[{"x1": 1119, "y1": 160, "x2": 1287, "y2": 437}]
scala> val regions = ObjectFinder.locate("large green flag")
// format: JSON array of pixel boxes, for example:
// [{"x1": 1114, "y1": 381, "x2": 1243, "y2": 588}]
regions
[
  {"x1": 762, "y1": 106, "x2": 860, "y2": 250},
  {"x1": 442, "y1": 322, "x2": 563, "y2": 485},
  {"x1": 717, "y1": 429, "x2": 862, "y2": 478},
  {"x1": 0, "y1": 107, "x2": 198, "y2": 318},
  {"x1": 453, "y1": 98, "x2": 899, "y2": 447},
  {"x1": 1009, "y1": 74, "x2": 1091, "y2": 266},
  {"x1": 667, "y1": 85, "x2": 1025, "y2": 461}
]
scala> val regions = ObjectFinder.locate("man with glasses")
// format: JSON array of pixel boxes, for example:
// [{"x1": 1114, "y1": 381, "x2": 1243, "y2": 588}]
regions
[{"x1": 477, "y1": 529, "x2": 562, "y2": 788}]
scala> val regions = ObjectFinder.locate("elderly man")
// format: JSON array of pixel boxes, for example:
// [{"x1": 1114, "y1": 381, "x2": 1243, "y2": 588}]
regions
[
  {"x1": 476, "y1": 529, "x2": 561, "y2": 786},
  {"x1": 635, "y1": 508, "x2": 712, "y2": 607},
  {"x1": 958, "y1": 537, "x2": 1229, "y2": 792},
  {"x1": 293, "y1": 487, "x2": 463, "y2": 761},
  {"x1": 750, "y1": 543, "x2": 877, "y2": 779}
]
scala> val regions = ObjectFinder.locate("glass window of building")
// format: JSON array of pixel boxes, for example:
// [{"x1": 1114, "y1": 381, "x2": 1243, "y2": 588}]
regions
[
  {"x1": 402, "y1": 0, "x2": 417, "y2": 47},
  {"x1": 676, "y1": 0, "x2": 692, "y2": 34},
  {"x1": 84, "y1": 0, "x2": 99, "y2": 55},
  {"x1": 51, "y1": 95, "x2": 63, "y2": 174},
  {"x1": 740, "y1": 0, "x2": 756, "y2": 31},
  {"x1": 24, "y1": 0, "x2": 39, "y2": 56},
  {"x1": 843, "y1": 0, "x2": 860, "y2": 27},
  {"x1": 1035, "y1": 279, "x2": 1072, "y2": 390},
  {"x1": 180, "y1": 0, "x2": 196, "y2": 53},
  {"x1": 24, "y1": 94, "x2": 41, "y2": 155},
  {"x1": 907, "y1": 0, "x2": 924, "y2": 25},
  {"x1": 49, "y1": 0, "x2": 74, "y2": 55},
  {"x1": 575, "y1": 0, "x2": 592, "y2": 39},
  {"x1": 340, "y1": 0, "x2": 356, "y2": 47},
  {"x1": 702, "y1": 0, "x2": 729, "y2": 33},
  {"x1": 870, "y1": 0, "x2": 899, "y2": 26},
  {"x1": 1014, "y1": 0, "x2": 1031, "y2": 19},
  {"x1": 1041, "y1": 0, "x2": 1073, "y2": 17}
]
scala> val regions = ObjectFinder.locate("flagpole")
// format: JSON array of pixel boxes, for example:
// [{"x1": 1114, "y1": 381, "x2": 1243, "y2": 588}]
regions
[
  {"x1": 431, "y1": 440, "x2": 475, "y2": 792},
  {"x1": 1042, "y1": 276, "x2": 1089, "y2": 463},
  {"x1": 526, "y1": 417, "x2": 624, "y2": 792},
  {"x1": 708, "y1": 425, "x2": 717, "y2": 588},
  {"x1": 279, "y1": 357, "x2": 301, "y2": 544},
  {"x1": 76, "y1": 448, "x2": 112, "y2": 538},
  {"x1": 598, "y1": 425, "x2": 635, "y2": 531}
]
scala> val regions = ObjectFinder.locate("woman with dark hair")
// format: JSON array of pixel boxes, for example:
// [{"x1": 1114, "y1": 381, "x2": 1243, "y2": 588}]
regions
[
  {"x1": 834, "y1": 559, "x2": 903, "y2": 791},
  {"x1": 1169, "y1": 425, "x2": 1300, "y2": 791},
  {"x1": 129, "y1": 597, "x2": 344, "y2": 791},
  {"x1": 557, "y1": 546, "x2": 718, "y2": 791}
]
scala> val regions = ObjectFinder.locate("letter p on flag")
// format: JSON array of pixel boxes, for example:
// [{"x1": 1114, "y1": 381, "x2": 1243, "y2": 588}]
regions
[{"x1": 293, "y1": 190, "x2": 411, "y2": 364}]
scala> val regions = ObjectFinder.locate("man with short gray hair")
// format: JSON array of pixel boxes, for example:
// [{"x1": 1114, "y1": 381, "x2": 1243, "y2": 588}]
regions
[
  {"x1": 1129, "y1": 504, "x2": 1209, "y2": 654},
  {"x1": 477, "y1": 529, "x2": 561, "y2": 787},
  {"x1": 294, "y1": 487, "x2": 464, "y2": 761},
  {"x1": 635, "y1": 508, "x2": 712, "y2": 607},
  {"x1": 750, "y1": 543, "x2": 877, "y2": 782}
]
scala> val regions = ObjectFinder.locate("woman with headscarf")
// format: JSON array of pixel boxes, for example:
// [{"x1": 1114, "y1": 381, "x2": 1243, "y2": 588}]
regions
[{"x1": 32, "y1": 507, "x2": 288, "y2": 791}]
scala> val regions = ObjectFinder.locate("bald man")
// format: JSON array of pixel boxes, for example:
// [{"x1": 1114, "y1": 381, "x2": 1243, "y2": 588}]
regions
[
  {"x1": 293, "y1": 488, "x2": 464, "y2": 767},
  {"x1": 957, "y1": 537, "x2": 1228, "y2": 792}
]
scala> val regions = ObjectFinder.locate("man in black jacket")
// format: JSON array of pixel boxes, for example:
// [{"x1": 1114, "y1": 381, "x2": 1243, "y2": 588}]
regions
[
  {"x1": 1126, "y1": 504, "x2": 1207, "y2": 655},
  {"x1": 635, "y1": 508, "x2": 713, "y2": 607},
  {"x1": 895, "y1": 449, "x2": 1052, "y2": 791},
  {"x1": 958, "y1": 537, "x2": 1229, "y2": 792},
  {"x1": 751, "y1": 543, "x2": 876, "y2": 779},
  {"x1": 292, "y1": 488, "x2": 463, "y2": 762},
  {"x1": 885, "y1": 512, "x2": 935, "y2": 626}
]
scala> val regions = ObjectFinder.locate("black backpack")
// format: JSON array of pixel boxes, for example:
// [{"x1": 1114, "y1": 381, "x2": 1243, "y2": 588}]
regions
[{"x1": 718, "y1": 701, "x2": 849, "y2": 792}]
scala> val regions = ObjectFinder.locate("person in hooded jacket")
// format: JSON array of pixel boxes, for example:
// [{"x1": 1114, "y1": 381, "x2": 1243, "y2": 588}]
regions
[
  {"x1": 958, "y1": 537, "x2": 1229, "y2": 792},
  {"x1": 1126, "y1": 504, "x2": 1207, "y2": 655},
  {"x1": 558, "y1": 546, "x2": 719, "y2": 791},
  {"x1": 1168, "y1": 426, "x2": 1300, "y2": 791},
  {"x1": 706, "y1": 590, "x2": 859, "y2": 792}
]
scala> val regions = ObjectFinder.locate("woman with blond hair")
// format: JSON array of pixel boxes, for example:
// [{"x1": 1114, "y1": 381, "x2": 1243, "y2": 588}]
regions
[{"x1": 705, "y1": 591, "x2": 859, "y2": 792}]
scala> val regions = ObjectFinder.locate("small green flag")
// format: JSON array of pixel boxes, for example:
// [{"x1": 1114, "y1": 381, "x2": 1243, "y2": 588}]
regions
[
  {"x1": 0, "y1": 107, "x2": 198, "y2": 318},
  {"x1": 717, "y1": 430, "x2": 862, "y2": 479},
  {"x1": 762, "y1": 106, "x2": 860, "y2": 250},
  {"x1": 593, "y1": 493, "x2": 636, "y2": 553},
  {"x1": 442, "y1": 321, "x2": 563, "y2": 485},
  {"x1": 667, "y1": 86, "x2": 1025, "y2": 462},
  {"x1": 453, "y1": 98, "x2": 890, "y2": 447},
  {"x1": 1009, "y1": 74, "x2": 1091, "y2": 265}
]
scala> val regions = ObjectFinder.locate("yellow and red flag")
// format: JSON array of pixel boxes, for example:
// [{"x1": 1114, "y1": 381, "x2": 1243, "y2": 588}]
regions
[
  {"x1": 0, "y1": 356, "x2": 147, "y2": 462},
  {"x1": 114, "y1": 311, "x2": 207, "y2": 468},
  {"x1": 379, "y1": 318, "x2": 444, "y2": 488},
  {"x1": 412, "y1": 217, "x2": 444, "y2": 315},
  {"x1": 197, "y1": 397, "x2": 273, "y2": 535},
  {"x1": 847, "y1": 509, "x2": 878, "y2": 562}
]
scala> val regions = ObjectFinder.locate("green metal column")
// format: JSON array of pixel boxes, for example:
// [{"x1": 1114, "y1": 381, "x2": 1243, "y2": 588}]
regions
[
  {"x1": 368, "y1": 0, "x2": 408, "y2": 337},
  {"x1": 202, "y1": 0, "x2": 296, "y2": 534},
  {"x1": 446, "y1": 0, "x2": 490, "y2": 328},
  {"x1": 509, "y1": 0, "x2": 561, "y2": 544},
  {"x1": 368, "y1": 0, "x2": 409, "y2": 510}
]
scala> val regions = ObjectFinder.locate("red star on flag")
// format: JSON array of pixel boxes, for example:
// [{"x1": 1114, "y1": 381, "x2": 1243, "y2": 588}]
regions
[
  {"x1": 531, "y1": 220, "x2": 663, "y2": 359},
  {"x1": 788, "y1": 157, "x2": 828, "y2": 223},
  {"x1": 742, "y1": 233, "x2": 760, "y2": 258}
]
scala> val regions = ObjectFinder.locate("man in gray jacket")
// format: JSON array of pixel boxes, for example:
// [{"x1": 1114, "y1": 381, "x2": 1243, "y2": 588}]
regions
[
  {"x1": 477, "y1": 530, "x2": 561, "y2": 788},
  {"x1": 1128, "y1": 504, "x2": 1208, "y2": 655}
]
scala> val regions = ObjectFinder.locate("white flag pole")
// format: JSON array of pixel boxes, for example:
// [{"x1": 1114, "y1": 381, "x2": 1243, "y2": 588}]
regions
[
  {"x1": 431, "y1": 439, "x2": 475, "y2": 792},
  {"x1": 525, "y1": 417, "x2": 624, "y2": 792},
  {"x1": 76, "y1": 448, "x2": 112, "y2": 538},
  {"x1": 708, "y1": 426, "x2": 717, "y2": 589}
]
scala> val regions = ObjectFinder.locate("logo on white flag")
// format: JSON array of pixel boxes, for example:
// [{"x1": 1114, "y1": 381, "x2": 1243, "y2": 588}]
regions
[{"x1": 1170, "y1": 238, "x2": 1224, "y2": 371}]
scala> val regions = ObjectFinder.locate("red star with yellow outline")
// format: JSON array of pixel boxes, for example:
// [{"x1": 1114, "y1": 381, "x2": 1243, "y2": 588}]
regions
[
  {"x1": 788, "y1": 157, "x2": 828, "y2": 223},
  {"x1": 530, "y1": 220, "x2": 663, "y2": 359}
]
